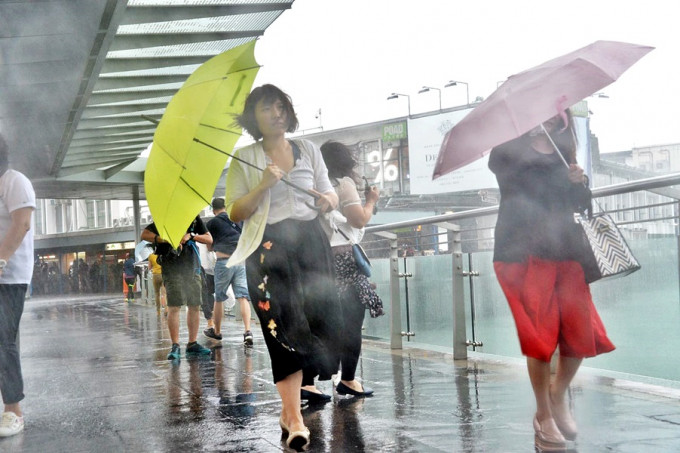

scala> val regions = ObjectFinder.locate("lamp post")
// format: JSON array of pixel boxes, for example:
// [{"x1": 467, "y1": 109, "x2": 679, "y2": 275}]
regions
[
  {"x1": 387, "y1": 92, "x2": 411, "y2": 117},
  {"x1": 444, "y1": 80, "x2": 469, "y2": 105},
  {"x1": 418, "y1": 86, "x2": 442, "y2": 111}
]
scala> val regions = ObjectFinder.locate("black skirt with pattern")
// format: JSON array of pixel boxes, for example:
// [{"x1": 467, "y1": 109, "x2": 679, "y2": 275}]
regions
[{"x1": 246, "y1": 217, "x2": 342, "y2": 383}]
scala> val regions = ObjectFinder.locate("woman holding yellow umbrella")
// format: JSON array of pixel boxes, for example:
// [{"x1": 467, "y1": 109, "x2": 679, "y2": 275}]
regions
[{"x1": 225, "y1": 84, "x2": 341, "y2": 451}]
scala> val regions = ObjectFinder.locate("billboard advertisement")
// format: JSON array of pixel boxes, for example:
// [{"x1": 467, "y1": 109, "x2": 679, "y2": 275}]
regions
[{"x1": 408, "y1": 111, "x2": 590, "y2": 195}]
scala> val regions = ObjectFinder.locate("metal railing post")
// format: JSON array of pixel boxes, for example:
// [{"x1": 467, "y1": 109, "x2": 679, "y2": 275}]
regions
[
  {"x1": 376, "y1": 231, "x2": 401, "y2": 349},
  {"x1": 447, "y1": 223, "x2": 468, "y2": 360}
]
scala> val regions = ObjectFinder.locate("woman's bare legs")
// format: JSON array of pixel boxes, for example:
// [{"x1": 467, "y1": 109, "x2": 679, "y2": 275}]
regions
[
  {"x1": 550, "y1": 356, "x2": 582, "y2": 439},
  {"x1": 277, "y1": 370, "x2": 305, "y2": 432},
  {"x1": 527, "y1": 357, "x2": 564, "y2": 441}
]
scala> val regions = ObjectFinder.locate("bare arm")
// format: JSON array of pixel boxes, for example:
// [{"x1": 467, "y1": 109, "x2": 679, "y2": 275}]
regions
[
  {"x1": 229, "y1": 164, "x2": 284, "y2": 222},
  {"x1": 0, "y1": 206, "x2": 33, "y2": 264},
  {"x1": 141, "y1": 228, "x2": 165, "y2": 244},
  {"x1": 342, "y1": 186, "x2": 379, "y2": 228},
  {"x1": 180, "y1": 231, "x2": 212, "y2": 246}
]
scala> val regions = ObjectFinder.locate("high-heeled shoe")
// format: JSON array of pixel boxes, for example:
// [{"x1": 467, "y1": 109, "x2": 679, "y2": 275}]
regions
[
  {"x1": 533, "y1": 415, "x2": 567, "y2": 452},
  {"x1": 550, "y1": 393, "x2": 578, "y2": 440}
]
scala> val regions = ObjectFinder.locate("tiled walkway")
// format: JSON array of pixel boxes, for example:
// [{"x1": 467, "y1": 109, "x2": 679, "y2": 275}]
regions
[{"x1": 4, "y1": 294, "x2": 680, "y2": 452}]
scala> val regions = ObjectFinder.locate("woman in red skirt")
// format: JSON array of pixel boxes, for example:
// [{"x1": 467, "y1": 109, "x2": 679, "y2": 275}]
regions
[{"x1": 489, "y1": 110, "x2": 615, "y2": 451}]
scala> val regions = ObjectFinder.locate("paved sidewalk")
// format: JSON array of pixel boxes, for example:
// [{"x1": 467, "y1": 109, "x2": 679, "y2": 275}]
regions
[{"x1": 3, "y1": 294, "x2": 680, "y2": 452}]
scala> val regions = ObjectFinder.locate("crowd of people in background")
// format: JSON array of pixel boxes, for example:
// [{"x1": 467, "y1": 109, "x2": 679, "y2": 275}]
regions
[{"x1": 30, "y1": 256, "x2": 128, "y2": 296}]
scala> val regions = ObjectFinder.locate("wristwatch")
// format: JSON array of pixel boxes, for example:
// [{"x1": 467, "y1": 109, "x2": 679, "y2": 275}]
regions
[
  {"x1": 190, "y1": 232, "x2": 196, "y2": 239},
  {"x1": 0, "y1": 259, "x2": 7, "y2": 270}
]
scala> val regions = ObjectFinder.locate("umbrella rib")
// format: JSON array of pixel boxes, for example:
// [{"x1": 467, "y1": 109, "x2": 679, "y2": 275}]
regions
[
  {"x1": 183, "y1": 65, "x2": 261, "y2": 90},
  {"x1": 193, "y1": 138, "x2": 320, "y2": 200},
  {"x1": 180, "y1": 175, "x2": 213, "y2": 206},
  {"x1": 199, "y1": 122, "x2": 241, "y2": 136}
]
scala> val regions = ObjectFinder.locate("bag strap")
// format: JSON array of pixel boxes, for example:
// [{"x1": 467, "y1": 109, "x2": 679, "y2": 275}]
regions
[
  {"x1": 335, "y1": 224, "x2": 355, "y2": 245},
  {"x1": 217, "y1": 212, "x2": 241, "y2": 233}
]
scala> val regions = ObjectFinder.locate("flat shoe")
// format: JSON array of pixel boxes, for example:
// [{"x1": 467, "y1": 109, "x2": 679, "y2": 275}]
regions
[
  {"x1": 533, "y1": 415, "x2": 567, "y2": 452},
  {"x1": 336, "y1": 381, "x2": 374, "y2": 397},
  {"x1": 300, "y1": 389, "x2": 331, "y2": 403},
  {"x1": 279, "y1": 417, "x2": 289, "y2": 437},
  {"x1": 286, "y1": 427, "x2": 310, "y2": 451}
]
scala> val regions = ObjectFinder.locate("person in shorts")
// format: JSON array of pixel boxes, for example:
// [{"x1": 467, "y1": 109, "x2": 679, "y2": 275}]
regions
[
  {"x1": 141, "y1": 215, "x2": 213, "y2": 360},
  {"x1": 205, "y1": 197, "x2": 253, "y2": 345}
]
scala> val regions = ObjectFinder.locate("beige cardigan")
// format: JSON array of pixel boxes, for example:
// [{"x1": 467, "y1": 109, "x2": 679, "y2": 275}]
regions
[
  {"x1": 224, "y1": 141, "x2": 270, "y2": 267},
  {"x1": 224, "y1": 139, "x2": 330, "y2": 266}
]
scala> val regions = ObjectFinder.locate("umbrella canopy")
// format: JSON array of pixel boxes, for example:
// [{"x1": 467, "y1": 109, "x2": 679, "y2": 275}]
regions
[
  {"x1": 145, "y1": 41, "x2": 259, "y2": 247},
  {"x1": 432, "y1": 40, "x2": 654, "y2": 179}
]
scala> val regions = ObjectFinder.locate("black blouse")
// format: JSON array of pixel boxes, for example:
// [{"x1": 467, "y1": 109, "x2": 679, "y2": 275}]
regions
[{"x1": 488, "y1": 137, "x2": 591, "y2": 263}]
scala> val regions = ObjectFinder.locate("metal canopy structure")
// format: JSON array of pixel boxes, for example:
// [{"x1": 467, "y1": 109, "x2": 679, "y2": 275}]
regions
[{"x1": 0, "y1": 0, "x2": 293, "y2": 200}]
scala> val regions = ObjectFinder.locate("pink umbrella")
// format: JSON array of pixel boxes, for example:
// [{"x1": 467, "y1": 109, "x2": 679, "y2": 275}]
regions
[{"x1": 432, "y1": 40, "x2": 654, "y2": 179}]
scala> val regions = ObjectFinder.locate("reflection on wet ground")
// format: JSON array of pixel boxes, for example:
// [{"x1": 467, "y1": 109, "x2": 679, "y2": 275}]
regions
[{"x1": 5, "y1": 294, "x2": 680, "y2": 452}]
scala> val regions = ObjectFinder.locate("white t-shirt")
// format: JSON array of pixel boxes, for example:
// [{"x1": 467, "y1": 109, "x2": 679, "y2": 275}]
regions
[
  {"x1": 0, "y1": 170, "x2": 36, "y2": 284},
  {"x1": 197, "y1": 242, "x2": 216, "y2": 275},
  {"x1": 328, "y1": 177, "x2": 365, "y2": 247}
]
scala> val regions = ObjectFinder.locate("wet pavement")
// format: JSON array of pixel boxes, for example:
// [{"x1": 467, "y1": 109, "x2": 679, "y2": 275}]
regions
[{"x1": 4, "y1": 294, "x2": 680, "y2": 452}]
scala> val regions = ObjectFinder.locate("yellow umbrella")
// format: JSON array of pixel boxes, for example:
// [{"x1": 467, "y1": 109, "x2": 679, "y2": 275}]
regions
[{"x1": 144, "y1": 40, "x2": 259, "y2": 247}]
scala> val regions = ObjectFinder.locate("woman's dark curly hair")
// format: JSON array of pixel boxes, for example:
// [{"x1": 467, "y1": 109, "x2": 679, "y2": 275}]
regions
[
  {"x1": 320, "y1": 140, "x2": 360, "y2": 183},
  {"x1": 235, "y1": 84, "x2": 299, "y2": 141}
]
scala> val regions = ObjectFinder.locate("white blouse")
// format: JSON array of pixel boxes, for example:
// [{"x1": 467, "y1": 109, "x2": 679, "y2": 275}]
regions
[{"x1": 224, "y1": 139, "x2": 333, "y2": 266}]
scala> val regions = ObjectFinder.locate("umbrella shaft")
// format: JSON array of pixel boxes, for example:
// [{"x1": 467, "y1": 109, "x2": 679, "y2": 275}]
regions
[{"x1": 192, "y1": 138, "x2": 320, "y2": 199}]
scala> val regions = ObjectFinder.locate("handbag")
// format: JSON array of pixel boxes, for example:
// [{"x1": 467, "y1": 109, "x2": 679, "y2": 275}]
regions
[
  {"x1": 335, "y1": 224, "x2": 372, "y2": 277},
  {"x1": 351, "y1": 242, "x2": 372, "y2": 278},
  {"x1": 577, "y1": 212, "x2": 641, "y2": 284}
]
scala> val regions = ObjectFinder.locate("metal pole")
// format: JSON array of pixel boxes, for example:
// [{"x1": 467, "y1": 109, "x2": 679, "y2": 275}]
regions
[
  {"x1": 132, "y1": 185, "x2": 141, "y2": 246},
  {"x1": 402, "y1": 254, "x2": 413, "y2": 341},
  {"x1": 468, "y1": 254, "x2": 477, "y2": 350},
  {"x1": 451, "y1": 225, "x2": 467, "y2": 360}
]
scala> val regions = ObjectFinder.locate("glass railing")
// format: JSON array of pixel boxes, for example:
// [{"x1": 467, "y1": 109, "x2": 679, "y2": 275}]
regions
[{"x1": 362, "y1": 173, "x2": 680, "y2": 383}]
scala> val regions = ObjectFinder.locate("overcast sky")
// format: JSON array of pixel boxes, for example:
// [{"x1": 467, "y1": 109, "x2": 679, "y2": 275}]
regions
[{"x1": 245, "y1": 0, "x2": 679, "y2": 154}]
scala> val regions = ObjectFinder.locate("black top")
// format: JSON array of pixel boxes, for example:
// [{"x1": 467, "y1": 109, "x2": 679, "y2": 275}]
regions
[
  {"x1": 488, "y1": 136, "x2": 591, "y2": 263},
  {"x1": 144, "y1": 215, "x2": 208, "y2": 275},
  {"x1": 206, "y1": 212, "x2": 242, "y2": 256}
]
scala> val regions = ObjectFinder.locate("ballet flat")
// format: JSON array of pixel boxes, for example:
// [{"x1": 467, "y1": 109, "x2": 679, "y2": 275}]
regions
[
  {"x1": 300, "y1": 388, "x2": 331, "y2": 403},
  {"x1": 336, "y1": 381, "x2": 374, "y2": 397},
  {"x1": 279, "y1": 416, "x2": 289, "y2": 435},
  {"x1": 286, "y1": 426, "x2": 310, "y2": 451}
]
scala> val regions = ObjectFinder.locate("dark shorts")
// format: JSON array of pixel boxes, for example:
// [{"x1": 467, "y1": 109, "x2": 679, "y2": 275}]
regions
[{"x1": 163, "y1": 272, "x2": 202, "y2": 308}]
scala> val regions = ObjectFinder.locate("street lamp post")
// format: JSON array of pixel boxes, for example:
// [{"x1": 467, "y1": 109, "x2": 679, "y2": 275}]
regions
[
  {"x1": 418, "y1": 86, "x2": 442, "y2": 111},
  {"x1": 444, "y1": 80, "x2": 469, "y2": 105},
  {"x1": 387, "y1": 92, "x2": 411, "y2": 117}
]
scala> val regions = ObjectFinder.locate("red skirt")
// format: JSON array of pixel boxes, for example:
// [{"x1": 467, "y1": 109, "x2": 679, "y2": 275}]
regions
[{"x1": 494, "y1": 256, "x2": 615, "y2": 362}]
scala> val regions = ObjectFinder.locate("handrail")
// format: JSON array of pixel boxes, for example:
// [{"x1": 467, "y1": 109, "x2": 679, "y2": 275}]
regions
[
  {"x1": 366, "y1": 172, "x2": 680, "y2": 234},
  {"x1": 363, "y1": 171, "x2": 680, "y2": 358}
]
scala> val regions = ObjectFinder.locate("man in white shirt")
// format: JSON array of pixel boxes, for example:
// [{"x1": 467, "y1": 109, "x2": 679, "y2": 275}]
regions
[{"x1": 0, "y1": 134, "x2": 36, "y2": 438}]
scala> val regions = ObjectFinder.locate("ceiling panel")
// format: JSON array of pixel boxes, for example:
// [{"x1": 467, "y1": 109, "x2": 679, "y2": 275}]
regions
[{"x1": 0, "y1": 0, "x2": 293, "y2": 200}]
